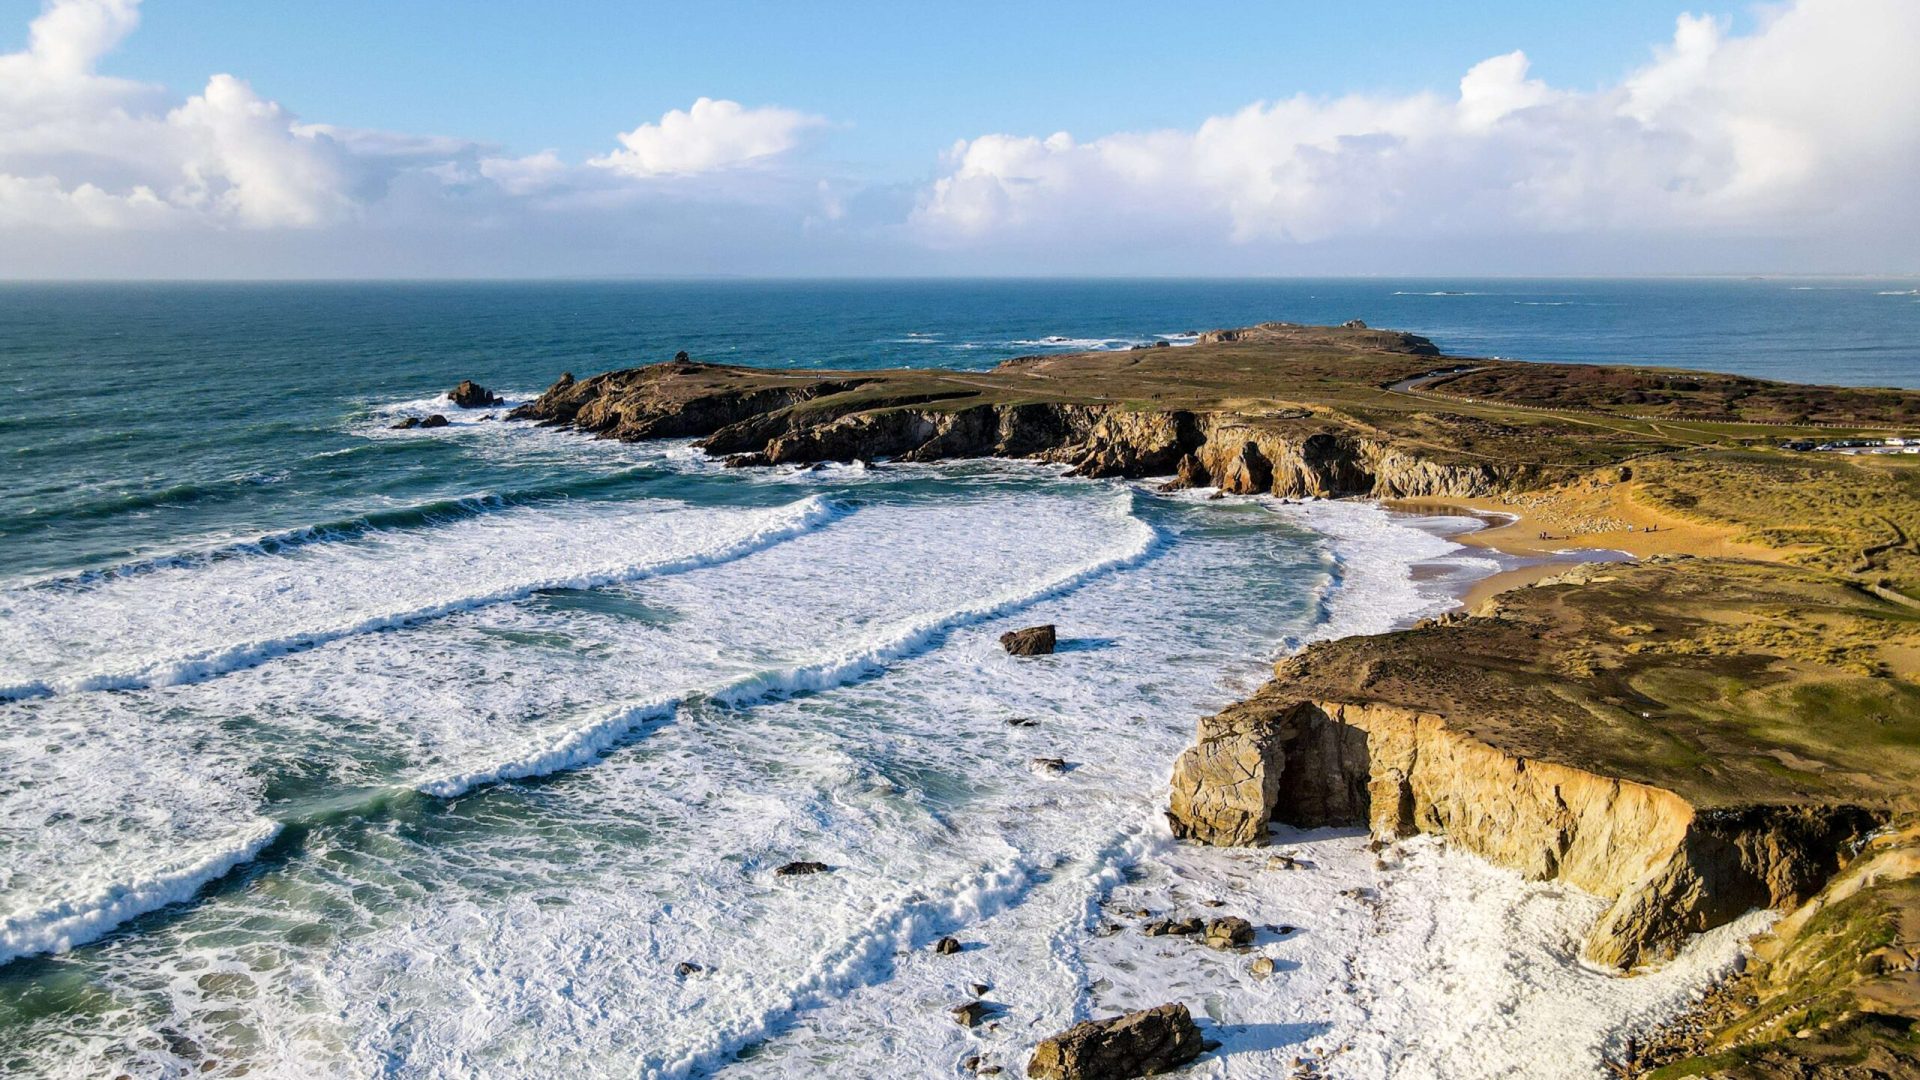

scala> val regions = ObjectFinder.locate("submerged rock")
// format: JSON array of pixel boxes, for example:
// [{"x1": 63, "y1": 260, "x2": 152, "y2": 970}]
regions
[
  {"x1": 774, "y1": 860, "x2": 831, "y2": 876},
  {"x1": 419, "y1": 414, "x2": 450, "y2": 429},
  {"x1": 1030, "y1": 757, "x2": 1069, "y2": 774},
  {"x1": 449, "y1": 380, "x2": 502, "y2": 408},
  {"x1": 1001, "y1": 625, "x2": 1057, "y2": 656},
  {"x1": 390, "y1": 417, "x2": 420, "y2": 429},
  {"x1": 1026, "y1": 1002, "x2": 1207, "y2": 1079},
  {"x1": 675, "y1": 962, "x2": 703, "y2": 977}
]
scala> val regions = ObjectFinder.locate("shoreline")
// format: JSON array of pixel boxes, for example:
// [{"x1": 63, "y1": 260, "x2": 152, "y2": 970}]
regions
[{"x1": 500, "y1": 322, "x2": 1920, "y2": 1076}]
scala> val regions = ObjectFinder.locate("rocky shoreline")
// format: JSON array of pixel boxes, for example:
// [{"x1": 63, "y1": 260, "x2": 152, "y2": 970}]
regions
[{"x1": 501, "y1": 322, "x2": 1920, "y2": 1078}]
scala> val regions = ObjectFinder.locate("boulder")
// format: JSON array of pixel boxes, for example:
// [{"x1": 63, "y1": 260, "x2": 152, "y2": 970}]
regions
[
  {"x1": 1203, "y1": 917, "x2": 1254, "y2": 950},
  {"x1": 419, "y1": 414, "x2": 450, "y2": 429},
  {"x1": 953, "y1": 1000, "x2": 990, "y2": 1027},
  {"x1": 1001, "y1": 626, "x2": 1057, "y2": 656},
  {"x1": 1026, "y1": 1002, "x2": 1207, "y2": 1079},
  {"x1": 449, "y1": 380, "x2": 502, "y2": 408},
  {"x1": 775, "y1": 860, "x2": 831, "y2": 876},
  {"x1": 935, "y1": 936, "x2": 963, "y2": 955},
  {"x1": 1140, "y1": 917, "x2": 1203, "y2": 937}
]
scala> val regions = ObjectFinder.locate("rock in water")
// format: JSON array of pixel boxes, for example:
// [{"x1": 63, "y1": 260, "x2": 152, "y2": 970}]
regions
[
  {"x1": 1139, "y1": 917, "x2": 1202, "y2": 937},
  {"x1": 390, "y1": 417, "x2": 421, "y2": 429},
  {"x1": 953, "y1": 1000, "x2": 989, "y2": 1027},
  {"x1": 418, "y1": 414, "x2": 450, "y2": 429},
  {"x1": 448, "y1": 380, "x2": 502, "y2": 408},
  {"x1": 1203, "y1": 916, "x2": 1254, "y2": 950},
  {"x1": 774, "y1": 860, "x2": 831, "y2": 876},
  {"x1": 1001, "y1": 625, "x2": 1057, "y2": 656},
  {"x1": 934, "y1": 936, "x2": 963, "y2": 955},
  {"x1": 1026, "y1": 1002, "x2": 1206, "y2": 1079}
]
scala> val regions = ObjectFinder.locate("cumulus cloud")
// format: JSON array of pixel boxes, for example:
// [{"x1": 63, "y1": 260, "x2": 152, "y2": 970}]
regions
[
  {"x1": 1, "y1": 0, "x2": 1914, "y2": 275},
  {"x1": 912, "y1": 0, "x2": 1920, "y2": 256},
  {"x1": 591, "y1": 97, "x2": 825, "y2": 177},
  {"x1": 0, "y1": 0, "x2": 827, "y2": 241}
]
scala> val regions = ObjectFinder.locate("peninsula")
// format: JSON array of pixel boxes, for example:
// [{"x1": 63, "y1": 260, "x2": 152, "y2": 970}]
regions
[{"x1": 511, "y1": 323, "x2": 1920, "y2": 1078}]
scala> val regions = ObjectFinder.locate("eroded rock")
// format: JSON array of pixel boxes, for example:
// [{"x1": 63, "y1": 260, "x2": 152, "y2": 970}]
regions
[
  {"x1": 449, "y1": 380, "x2": 502, "y2": 408},
  {"x1": 1025, "y1": 1002, "x2": 1206, "y2": 1080},
  {"x1": 1204, "y1": 916, "x2": 1254, "y2": 950},
  {"x1": 1001, "y1": 626, "x2": 1057, "y2": 656}
]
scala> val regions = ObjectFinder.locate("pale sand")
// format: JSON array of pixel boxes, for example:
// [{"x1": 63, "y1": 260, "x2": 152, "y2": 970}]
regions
[{"x1": 1390, "y1": 482, "x2": 1787, "y2": 612}]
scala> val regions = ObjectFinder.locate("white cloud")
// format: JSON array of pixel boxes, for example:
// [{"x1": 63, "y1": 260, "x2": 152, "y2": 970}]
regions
[
  {"x1": 0, "y1": 0, "x2": 1914, "y2": 275},
  {"x1": 912, "y1": 0, "x2": 1920, "y2": 255},
  {"x1": 591, "y1": 97, "x2": 825, "y2": 177},
  {"x1": 0, "y1": 0, "x2": 829, "y2": 240}
]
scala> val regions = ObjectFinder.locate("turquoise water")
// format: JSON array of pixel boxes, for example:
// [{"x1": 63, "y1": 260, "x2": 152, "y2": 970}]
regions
[{"x1": 0, "y1": 279, "x2": 1912, "y2": 1077}]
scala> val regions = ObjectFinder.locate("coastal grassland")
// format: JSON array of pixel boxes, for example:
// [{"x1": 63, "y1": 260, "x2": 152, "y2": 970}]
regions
[
  {"x1": 1429, "y1": 363, "x2": 1920, "y2": 427},
  {"x1": 1631, "y1": 450, "x2": 1920, "y2": 597},
  {"x1": 1274, "y1": 558, "x2": 1920, "y2": 810}
]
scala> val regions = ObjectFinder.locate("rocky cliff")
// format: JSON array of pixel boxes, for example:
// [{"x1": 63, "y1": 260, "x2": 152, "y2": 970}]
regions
[
  {"x1": 1165, "y1": 558, "x2": 1920, "y2": 972},
  {"x1": 510, "y1": 355, "x2": 1537, "y2": 500},
  {"x1": 1167, "y1": 697, "x2": 1880, "y2": 969}
]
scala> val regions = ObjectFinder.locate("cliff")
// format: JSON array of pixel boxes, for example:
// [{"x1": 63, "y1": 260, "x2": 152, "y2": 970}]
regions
[
  {"x1": 1166, "y1": 558, "x2": 1920, "y2": 971},
  {"x1": 508, "y1": 325, "x2": 1586, "y2": 499}
]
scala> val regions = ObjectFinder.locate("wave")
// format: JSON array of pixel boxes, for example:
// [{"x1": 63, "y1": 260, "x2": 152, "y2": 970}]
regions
[
  {"x1": 414, "y1": 489, "x2": 1160, "y2": 799},
  {"x1": 0, "y1": 495, "x2": 844, "y2": 701},
  {"x1": 23, "y1": 469, "x2": 661, "y2": 592},
  {"x1": 0, "y1": 490, "x2": 1155, "y2": 966},
  {"x1": 0, "y1": 819, "x2": 282, "y2": 969},
  {"x1": 644, "y1": 824, "x2": 1157, "y2": 1079}
]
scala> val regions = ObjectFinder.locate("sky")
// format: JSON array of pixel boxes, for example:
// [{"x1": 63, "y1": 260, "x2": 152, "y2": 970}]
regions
[{"x1": 0, "y1": 0, "x2": 1916, "y2": 278}]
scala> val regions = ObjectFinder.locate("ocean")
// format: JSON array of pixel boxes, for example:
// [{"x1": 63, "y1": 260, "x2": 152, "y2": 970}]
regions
[{"x1": 0, "y1": 279, "x2": 1911, "y2": 1078}]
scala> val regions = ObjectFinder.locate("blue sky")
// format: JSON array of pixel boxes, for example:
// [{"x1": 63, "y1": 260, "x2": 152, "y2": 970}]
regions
[
  {"x1": 1, "y1": 0, "x2": 1752, "y2": 174},
  {"x1": 0, "y1": 0, "x2": 1913, "y2": 277}
]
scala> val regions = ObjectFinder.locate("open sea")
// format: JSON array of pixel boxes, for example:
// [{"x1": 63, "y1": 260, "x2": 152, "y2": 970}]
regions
[{"x1": 0, "y1": 279, "x2": 1912, "y2": 1078}]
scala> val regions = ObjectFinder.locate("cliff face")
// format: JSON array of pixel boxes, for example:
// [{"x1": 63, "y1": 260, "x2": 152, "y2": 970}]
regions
[
  {"x1": 511, "y1": 361, "x2": 1532, "y2": 500},
  {"x1": 1167, "y1": 698, "x2": 1881, "y2": 969}
]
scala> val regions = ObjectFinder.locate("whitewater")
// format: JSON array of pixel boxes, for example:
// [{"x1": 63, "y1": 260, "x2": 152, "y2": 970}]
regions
[{"x1": 0, "y1": 419, "x2": 1756, "y2": 1078}]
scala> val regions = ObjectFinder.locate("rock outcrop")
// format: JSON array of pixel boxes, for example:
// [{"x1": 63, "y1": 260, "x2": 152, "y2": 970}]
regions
[
  {"x1": 449, "y1": 380, "x2": 502, "y2": 408},
  {"x1": 1026, "y1": 1002, "x2": 1207, "y2": 1080},
  {"x1": 1002, "y1": 625, "x2": 1057, "y2": 655},
  {"x1": 508, "y1": 358, "x2": 1533, "y2": 500},
  {"x1": 1167, "y1": 698, "x2": 1881, "y2": 969}
]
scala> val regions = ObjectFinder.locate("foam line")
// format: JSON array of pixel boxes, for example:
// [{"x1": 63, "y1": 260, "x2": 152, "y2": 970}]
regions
[
  {"x1": 0, "y1": 819, "x2": 282, "y2": 969},
  {"x1": 644, "y1": 824, "x2": 1160, "y2": 1080},
  {"x1": 412, "y1": 490, "x2": 1159, "y2": 800},
  {"x1": 0, "y1": 495, "x2": 844, "y2": 701},
  {"x1": 17, "y1": 468, "x2": 658, "y2": 592}
]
